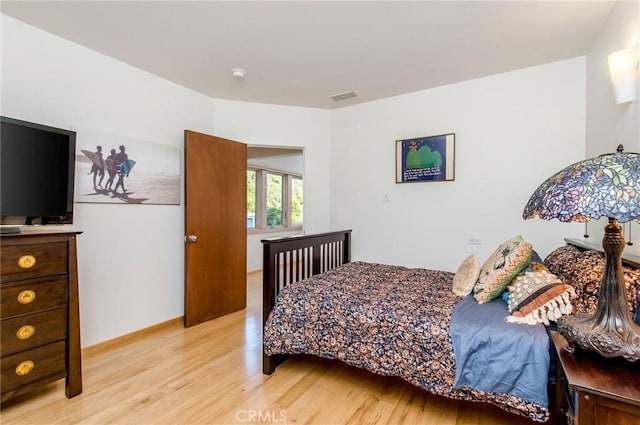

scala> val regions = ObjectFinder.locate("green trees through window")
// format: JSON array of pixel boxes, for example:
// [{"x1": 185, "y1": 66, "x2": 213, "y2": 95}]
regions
[
  {"x1": 247, "y1": 170, "x2": 256, "y2": 228},
  {"x1": 291, "y1": 177, "x2": 303, "y2": 226},
  {"x1": 266, "y1": 174, "x2": 283, "y2": 226},
  {"x1": 247, "y1": 168, "x2": 303, "y2": 231}
]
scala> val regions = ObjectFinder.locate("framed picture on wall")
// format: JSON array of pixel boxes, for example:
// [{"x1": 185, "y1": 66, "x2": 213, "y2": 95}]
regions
[
  {"x1": 74, "y1": 127, "x2": 181, "y2": 205},
  {"x1": 395, "y1": 133, "x2": 455, "y2": 183}
]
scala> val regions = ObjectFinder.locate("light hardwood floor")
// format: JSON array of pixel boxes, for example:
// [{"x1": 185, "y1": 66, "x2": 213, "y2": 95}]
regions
[{"x1": 1, "y1": 271, "x2": 539, "y2": 425}]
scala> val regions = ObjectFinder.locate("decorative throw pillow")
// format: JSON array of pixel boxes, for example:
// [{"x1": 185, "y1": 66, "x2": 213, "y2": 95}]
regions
[
  {"x1": 452, "y1": 254, "x2": 481, "y2": 297},
  {"x1": 501, "y1": 261, "x2": 545, "y2": 305},
  {"x1": 473, "y1": 235, "x2": 533, "y2": 304},
  {"x1": 545, "y1": 245, "x2": 640, "y2": 319},
  {"x1": 506, "y1": 264, "x2": 575, "y2": 325}
]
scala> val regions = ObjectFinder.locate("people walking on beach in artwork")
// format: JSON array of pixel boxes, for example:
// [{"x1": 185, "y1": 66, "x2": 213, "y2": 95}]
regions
[
  {"x1": 89, "y1": 145, "x2": 105, "y2": 189},
  {"x1": 113, "y1": 145, "x2": 129, "y2": 194},
  {"x1": 80, "y1": 142, "x2": 136, "y2": 198},
  {"x1": 104, "y1": 148, "x2": 117, "y2": 191}
]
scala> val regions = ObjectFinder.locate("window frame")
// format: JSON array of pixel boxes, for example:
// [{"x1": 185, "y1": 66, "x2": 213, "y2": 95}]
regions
[{"x1": 247, "y1": 166, "x2": 303, "y2": 235}]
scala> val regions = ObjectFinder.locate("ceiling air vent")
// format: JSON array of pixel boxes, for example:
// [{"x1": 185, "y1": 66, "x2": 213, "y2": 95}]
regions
[{"x1": 329, "y1": 91, "x2": 359, "y2": 102}]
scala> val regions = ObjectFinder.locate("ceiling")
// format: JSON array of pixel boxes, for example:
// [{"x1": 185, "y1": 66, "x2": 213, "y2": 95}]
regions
[
  {"x1": 1, "y1": 1, "x2": 615, "y2": 109},
  {"x1": 248, "y1": 146, "x2": 302, "y2": 160}
]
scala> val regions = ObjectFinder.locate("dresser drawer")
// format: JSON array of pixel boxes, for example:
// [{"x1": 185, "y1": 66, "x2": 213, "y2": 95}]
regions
[
  {"x1": 0, "y1": 276, "x2": 67, "y2": 319},
  {"x1": 1, "y1": 307, "x2": 67, "y2": 356},
  {"x1": 1, "y1": 340, "x2": 66, "y2": 395},
  {"x1": 1, "y1": 242, "x2": 67, "y2": 281}
]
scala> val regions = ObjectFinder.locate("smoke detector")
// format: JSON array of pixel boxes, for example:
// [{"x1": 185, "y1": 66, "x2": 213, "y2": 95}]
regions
[{"x1": 231, "y1": 68, "x2": 246, "y2": 80}]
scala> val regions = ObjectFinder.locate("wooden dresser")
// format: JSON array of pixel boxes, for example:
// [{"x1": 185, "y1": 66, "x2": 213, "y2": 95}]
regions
[
  {"x1": 1, "y1": 229, "x2": 82, "y2": 402},
  {"x1": 552, "y1": 331, "x2": 640, "y2": 425}
]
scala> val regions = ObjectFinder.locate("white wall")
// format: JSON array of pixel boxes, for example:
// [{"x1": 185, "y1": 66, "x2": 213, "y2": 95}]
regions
[
  {"x1": 3, "y1": 8, "x2": 622, "y2": 346},
  {"x1": 1, "y1": 15, "x2": 213, "y2": 347},
  {"x1": 585, "y1": 1, "x2": 640, "y2": 253},
  {"x1": 330, "y1": 58, "x2": 586, "y2": 272},
  {"x1": 1, "y1": 15, "x2": 331, "y2": 346}
]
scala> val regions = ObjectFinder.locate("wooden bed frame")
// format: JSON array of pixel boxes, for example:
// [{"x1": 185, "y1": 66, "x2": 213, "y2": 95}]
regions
[
  {"x1": 262, "y1": 229, "x2": 352, "y2": 374},
  {"x1": 259, "y1": 233, "x2": 639, "y2": 423},
  {"x1": 260, "y1": 235, "x2": 638, "y2": 373}
]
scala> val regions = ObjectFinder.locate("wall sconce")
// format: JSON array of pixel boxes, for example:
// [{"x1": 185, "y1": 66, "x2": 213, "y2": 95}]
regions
[{"x1": 608, "y1": 45, "x2": 639, "y2": 104}]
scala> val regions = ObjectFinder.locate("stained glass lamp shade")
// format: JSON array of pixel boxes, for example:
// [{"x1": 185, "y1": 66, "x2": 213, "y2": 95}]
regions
[{"x1": 523, "y1": 145, "x2": 640, "y2": 361}]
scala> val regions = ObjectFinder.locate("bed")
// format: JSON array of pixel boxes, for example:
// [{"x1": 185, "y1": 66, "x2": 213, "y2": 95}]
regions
[{"x1": 261, "y1": 230, "x2": 640, "y2": 423}]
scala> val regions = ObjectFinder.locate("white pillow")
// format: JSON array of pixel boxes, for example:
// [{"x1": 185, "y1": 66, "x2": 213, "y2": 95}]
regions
[{"x1": 452, "y1": 254, "x2": 481, "y2": 297}]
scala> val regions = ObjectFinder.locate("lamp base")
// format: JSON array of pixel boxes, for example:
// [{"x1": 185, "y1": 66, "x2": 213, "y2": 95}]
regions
[
  {"x1": 558, "y1": 218, "x2": 640, "y2": 362},
  {"x1": 558, "y1": 314, "x2": 640, "y2": 362}
]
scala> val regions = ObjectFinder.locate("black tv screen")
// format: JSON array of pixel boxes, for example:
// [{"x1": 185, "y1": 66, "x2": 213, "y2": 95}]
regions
[{"x1": 1, "y1": 116, "x2": 76, "y2": 227}]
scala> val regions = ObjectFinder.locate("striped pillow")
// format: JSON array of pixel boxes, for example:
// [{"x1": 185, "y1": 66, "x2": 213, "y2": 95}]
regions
[{"x1": 473, "y1": 235, "x2": 533, "y2": 304}]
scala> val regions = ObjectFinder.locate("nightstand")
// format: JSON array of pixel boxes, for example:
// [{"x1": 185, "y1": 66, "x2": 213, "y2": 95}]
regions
[{"x1": 551, "y1": 331, "x2": 640, "y2": 425}]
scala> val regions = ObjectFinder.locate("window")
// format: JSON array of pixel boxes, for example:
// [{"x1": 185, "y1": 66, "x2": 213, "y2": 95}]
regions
[
  {"x1": 246, "y1": 170, "x2": 256, "y2": 228},
  {"x1": 291, "y1": 177, "x2": 303, "y2": 226},
  {"x1": 247, "y1": 168, "x2": 303, "y2": 232},
  {"x1": 266, "y1": 173, "x2": 283, "y2": 226}
]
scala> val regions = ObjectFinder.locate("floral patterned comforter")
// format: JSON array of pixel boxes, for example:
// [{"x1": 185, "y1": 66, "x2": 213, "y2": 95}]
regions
[{"x1": 263, "y1": 261, "x2": 549, "y2": 422}]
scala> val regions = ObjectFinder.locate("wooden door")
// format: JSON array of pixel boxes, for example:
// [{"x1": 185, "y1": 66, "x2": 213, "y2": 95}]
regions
[{"x1": 184, "y1": 130, "x2": 247, "y2": 327}]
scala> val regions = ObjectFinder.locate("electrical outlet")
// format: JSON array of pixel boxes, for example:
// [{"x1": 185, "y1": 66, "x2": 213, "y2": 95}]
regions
[{"x1": 468, "y1": 238, "x2": 482, "y2": 246}]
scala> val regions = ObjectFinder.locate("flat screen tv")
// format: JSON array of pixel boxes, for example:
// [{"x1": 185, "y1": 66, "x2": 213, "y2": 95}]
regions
[{"x1": 1, "y1": 116, "x2": 76, "y2": 232}]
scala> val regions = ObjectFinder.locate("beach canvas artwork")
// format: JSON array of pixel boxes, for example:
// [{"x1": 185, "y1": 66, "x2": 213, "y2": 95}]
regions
[{"x1": 74, "y1": 127, "x2": 181, "y2": 205}]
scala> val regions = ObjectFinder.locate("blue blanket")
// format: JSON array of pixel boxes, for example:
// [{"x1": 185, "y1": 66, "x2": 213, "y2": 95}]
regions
[{"x1": 450, "y1": 295, "x2": 550, "y2": 407}]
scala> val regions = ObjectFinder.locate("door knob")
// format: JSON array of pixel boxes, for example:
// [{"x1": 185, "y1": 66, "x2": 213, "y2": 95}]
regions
[{"x1": 186, "y1": 234, "x2": 198, "y2": 243}]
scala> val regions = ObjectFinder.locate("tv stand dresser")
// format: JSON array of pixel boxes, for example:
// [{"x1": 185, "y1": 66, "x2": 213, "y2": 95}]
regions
[{"x1": 1, "y1": 228, "x2": 82, "y2": 402}]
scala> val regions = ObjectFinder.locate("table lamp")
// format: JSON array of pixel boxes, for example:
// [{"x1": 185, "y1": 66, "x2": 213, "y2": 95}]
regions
[{"x1": 523, "y1": 145, "x2": 640, "y2": 362}]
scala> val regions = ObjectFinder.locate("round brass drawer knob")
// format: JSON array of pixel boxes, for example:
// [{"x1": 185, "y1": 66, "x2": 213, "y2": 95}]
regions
[
  {"x1": 16, "y1": 325, "x2": 35, "y2": 340},
  {"x1": 15, "y1": 360, "x2": 35, "y2": 376},
  {"x1": 17, "y1": 290, "x2": 36, "y2": 304},
  {"x1": 17, "y1": 255, "x2": 37, "y2": 269}
]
